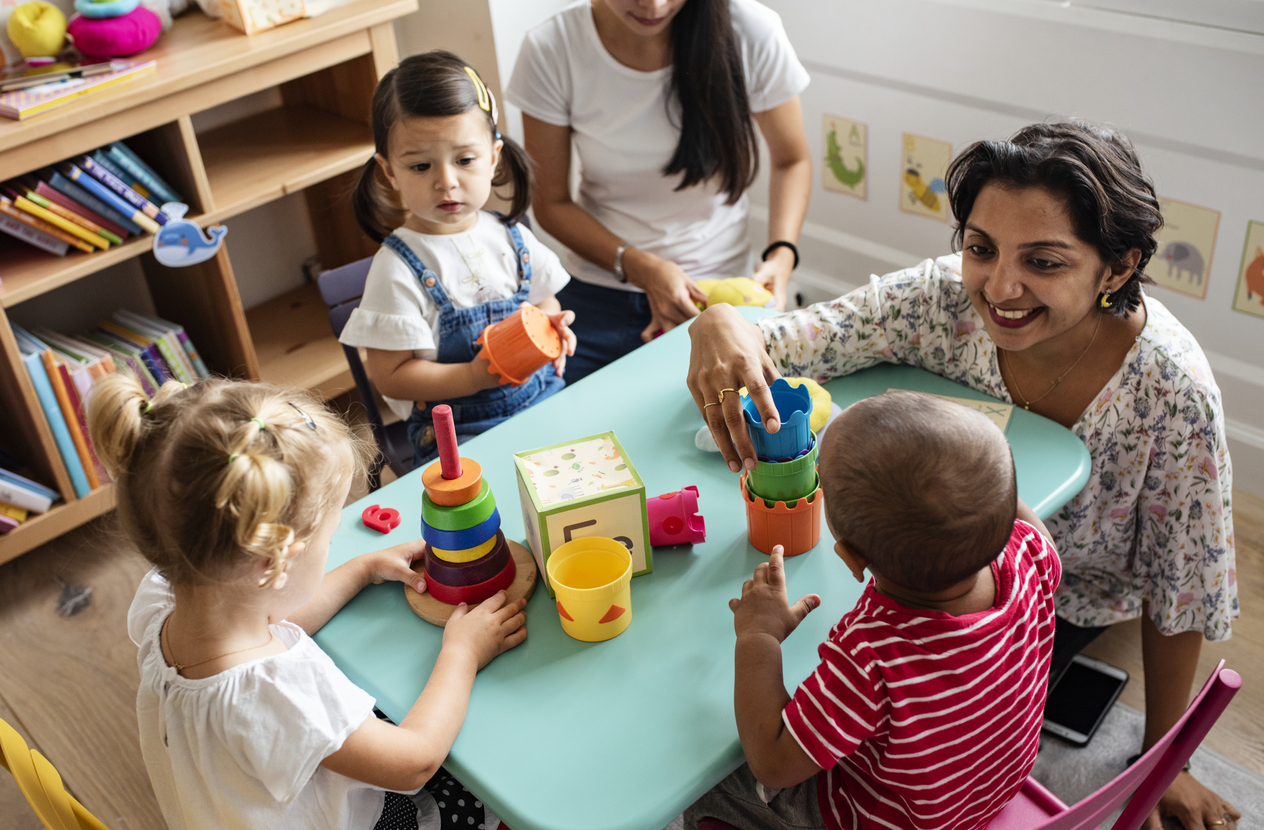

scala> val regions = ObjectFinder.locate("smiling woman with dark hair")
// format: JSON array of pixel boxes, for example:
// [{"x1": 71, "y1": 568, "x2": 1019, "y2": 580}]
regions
[
  {"x1": 686, "y1": 121, "x2": 1240, "y2": 830},
  {"x1": 506, "y1": 0, "x2": 812, "y2": 382}
]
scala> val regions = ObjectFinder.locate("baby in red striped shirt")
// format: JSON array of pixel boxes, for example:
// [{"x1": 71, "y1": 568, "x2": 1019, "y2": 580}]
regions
[{"x1": 686, "y1": 390, "x2": 1062, "y2": 830}]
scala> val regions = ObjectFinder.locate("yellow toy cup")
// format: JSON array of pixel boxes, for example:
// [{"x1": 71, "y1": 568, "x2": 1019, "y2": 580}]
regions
[{"x1": 546, "y1": 537, "x2": 633, "y2": 642}]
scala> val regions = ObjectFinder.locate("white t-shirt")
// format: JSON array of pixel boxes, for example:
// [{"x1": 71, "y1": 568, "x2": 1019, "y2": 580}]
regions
[
  {"x1": 127, "y1": 569, "x2": 437, "y2": 830},
  {"x1": 505, "y1": 0, "x2": 809, "y2": 291},
  {"x1": 339, "y1": 212, "x2": 571, "y2": 419}
]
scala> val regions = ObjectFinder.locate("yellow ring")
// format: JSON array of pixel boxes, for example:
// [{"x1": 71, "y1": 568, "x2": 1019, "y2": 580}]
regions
[
  {"x1": 717, "y1": 387, "x2": 738, "y2": 405},
  {"x1": 430, "y1": 534, "x2": 498, "y2": 564}
]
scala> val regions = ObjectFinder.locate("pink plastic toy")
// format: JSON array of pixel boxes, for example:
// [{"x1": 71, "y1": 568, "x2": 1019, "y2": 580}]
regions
[
  {"x1": 361, "y1": 504, "x2": 401, "y2": 534},
  {"x1": 647, "y1": 486, "x2": 706, "y2": 547}
]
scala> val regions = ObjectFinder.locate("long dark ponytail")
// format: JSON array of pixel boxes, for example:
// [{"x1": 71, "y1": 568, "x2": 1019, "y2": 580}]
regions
[
  {"x1": 664, "y1": 0, "x2": 758, "y2": 204},
  {"x1": 353, "y1": 51, "x2": 534, "y2": 243}
]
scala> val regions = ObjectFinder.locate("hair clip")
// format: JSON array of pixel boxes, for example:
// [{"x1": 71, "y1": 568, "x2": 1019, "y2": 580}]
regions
[
  {"x1": 251, "y1": 417, "x2": 268, "y2": 431},
  {"x1": 464, "y1": 66, "x2": 491, "y2": 113},
  {"x1": 288, "y1": 402, "x2": 317, "y2": 430}
]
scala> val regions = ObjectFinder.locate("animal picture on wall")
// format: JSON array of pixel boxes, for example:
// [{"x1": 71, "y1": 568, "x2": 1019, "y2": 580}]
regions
[
  {"x1": 1149, "y1": 197, "x2": 1220, "y2": 300},
  {"x1": 1232, "y1": 220, "x2": 1264, "y2": 320},
  {"x1": 823, "y1": 114, "x2": 867, "y2": 199},
  {"x1": 899, "y1": 133, "x2": 951, "y2": 222}
]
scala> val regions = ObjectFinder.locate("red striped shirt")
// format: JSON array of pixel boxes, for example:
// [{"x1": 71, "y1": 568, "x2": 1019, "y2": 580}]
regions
[{"x1": 783, "y1": 520, "x2": 1061, "y2": 830}]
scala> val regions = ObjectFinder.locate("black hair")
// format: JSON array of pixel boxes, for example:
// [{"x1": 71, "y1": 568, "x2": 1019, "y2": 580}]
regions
[
  {"x1": 663, "y1": 0, "x2": 759, "y2": 204},
  {"x1": 945, "y1": 121, "x2": 1163, "y2": 316},
  {"x1": 353, "y1": 51, "x2": 533, "y2": 243},
  {"x1": 819, "y1": 391, "x2": 1018, "y2": 594}
]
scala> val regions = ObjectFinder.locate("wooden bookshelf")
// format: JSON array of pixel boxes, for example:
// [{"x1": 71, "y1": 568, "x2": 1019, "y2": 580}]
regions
[{"x1": 0, "y1": 0, "x2": 415, "y2": 565}]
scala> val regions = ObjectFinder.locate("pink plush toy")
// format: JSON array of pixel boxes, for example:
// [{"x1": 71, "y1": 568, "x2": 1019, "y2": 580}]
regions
[{"x1": 66, "y1": 5, "x2": 160, "y2": 58}]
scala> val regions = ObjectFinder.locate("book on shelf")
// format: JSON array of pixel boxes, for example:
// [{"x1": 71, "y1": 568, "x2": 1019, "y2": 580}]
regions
[
  {"x1": 77, "y1": 156, "x2": 168, "y2": 225},
  {"x1": 40, "y1": 348, "x2": 101, "y2": 489},
  {"x1": 34, "y1": 330, "x2": 114, "y2": 483},
  {"x1": 88, "y1": 150, "x2": 145, "y2": 198},
  {"x1": 0, "y1": 209, "x2": 69, "y2": 255},
  {"x1": 111, "y1": 310, "x2": 200, "y2": 384},
  {"x1": 0, "y1": 196, "x2": 94, "y2": 252},
  {"x1": 0, "y1": 501, "x2": 25, "y2": 534},
  {"x1": 45, "y1": 170, "x2": 143, "y2": 236},
  {"x1": 82, "y1": 330, "x2": 159, "y2": 395},
  {"x1": 0, "y1": 58, "x2": 156, "y2": 121},
  {"x1": 58, "y1": 163, "x2": 160, "y2": 234},
  {"x1": 0, "y1": 468, "x2": 60, "y2": 514},
  {"x1": 103, "y1": 142, "x2": 182, "y2": 207},
  {"x1": 8, "y1": 190, "x2": 110, "y2": 249},
  {"x1": 96, "y1": 321, "x2": 172, "y2": 384},
  {"x1": 32, "y1": 179, "x2": 130, "y2": 240},
  {"x1": 18, "y1": 188, "x2": 123, "y2": 245},
  {"x1": 12, "y1": 326, "x2": 92, "y2": 498},
  {"x1": 123, "y1": 311, "x2": 210, "y2": 379}
]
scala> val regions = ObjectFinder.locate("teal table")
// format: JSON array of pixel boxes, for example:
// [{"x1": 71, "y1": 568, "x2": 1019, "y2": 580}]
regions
[{"x1": 316, "y1": 309, "x2": 1090, "y2": 830}]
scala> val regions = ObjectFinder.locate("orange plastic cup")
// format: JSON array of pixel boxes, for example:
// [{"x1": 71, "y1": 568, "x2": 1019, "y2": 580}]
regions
[
  {"x1": 476, "y1": 306, "x2": 563, "y2": 386},
  {"x1": 739, "y1": 471, "x2": 823, "y2": 557}
]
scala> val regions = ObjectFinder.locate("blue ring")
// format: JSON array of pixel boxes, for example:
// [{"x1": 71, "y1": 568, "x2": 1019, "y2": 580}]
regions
[
  {"x1": 74, "y1": 0, "x2": 141, "y2": 18},
  {"x1": 422, "y1": 506, "x2": 500, "y2": 550}
]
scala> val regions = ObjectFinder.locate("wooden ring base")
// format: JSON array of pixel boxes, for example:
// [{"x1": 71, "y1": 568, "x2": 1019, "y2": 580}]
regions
[{"x1": 406, "y1": 539, "x2": 537, "y2": 627}]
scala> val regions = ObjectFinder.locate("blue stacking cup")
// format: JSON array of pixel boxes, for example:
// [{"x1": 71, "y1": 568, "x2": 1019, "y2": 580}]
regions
[{"x1": 742, "y1": 378, "x2": 813, "y2": 460}]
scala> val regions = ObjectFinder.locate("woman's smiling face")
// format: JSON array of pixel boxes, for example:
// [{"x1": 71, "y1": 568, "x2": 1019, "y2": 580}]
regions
[{"x1": 960, "y1": 183, "x2": 1116, "y2": 353}]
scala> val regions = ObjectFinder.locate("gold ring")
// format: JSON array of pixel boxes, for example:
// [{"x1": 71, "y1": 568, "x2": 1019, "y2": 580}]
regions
[
  {"x1": 717, "y1": 388, "x2": 738, "y2": 405},
  {"x1": 703, "y1": 402, "x2": 721, "y2": 409},
  {"x1": 1209, "y1": 821, "x2": 1226, "y2": 826}
]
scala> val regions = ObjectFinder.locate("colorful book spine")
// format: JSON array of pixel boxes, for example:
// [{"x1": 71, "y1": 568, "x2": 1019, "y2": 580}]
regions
[
  {"x1": 15, "y1": 194, "x2": 110, "y2": 249},
  {"x1": 132, "y1": 312, "x2": 210, "y2": 379},
  {"x1": 89, "y1": 150, "x2": 144, "y2": 196},
  {"x1": 41, "y1": 350, "x2": 100, "y2": 489},
  {"x1": 36, "y1": 181, "x2": 129, "y2": 239},
  {"x1": 0, "y1": 199, "x2": 94, "y2": 252},
  {"x1": 104, "y1": 143, "x2": 181, "y2": 206},
  {"x1": 97, "y1": 321, "x2": 172, "y2": 382},
  {"x1": 113, "y1": 311, "x2": 195, "y2": 383},
  {"x1": 59, "y1": 164, "x2": 159, "y2": 234},
  {"x1": 18, "y1": 349, "x2": 90, "y2": 498},
  {"x1": 78, "y1": 156, "x2": 167, "y2": 225},
  {"x1": 81, "y1": 333, "x2": 154, "y2": 396},
  {"x1": 0, "y1": 501, "x2": 22, "y2": 533},
  {"x1": 47, "y1": 171, "x2": 143, "y2": 236},
  {"x1": 24, "y1": 191, "x2": 123, "y2": 245},
  {"x1": 0, "y1": 212, "x2": 69, "y2": 255},
  {"x1": 0, "y1": 478, "x2": 54, "y2": 513}
]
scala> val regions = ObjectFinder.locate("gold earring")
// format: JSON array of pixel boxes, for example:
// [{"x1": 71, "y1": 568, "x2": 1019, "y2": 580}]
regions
[{"x1": 1099, "y1": 292, "x2": 1113, "y2": 309}]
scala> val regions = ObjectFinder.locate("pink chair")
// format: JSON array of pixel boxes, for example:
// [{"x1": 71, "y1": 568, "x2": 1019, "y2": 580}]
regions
[{"x1": 697, "y1": 660, "x2": 1240, "y2": 830}]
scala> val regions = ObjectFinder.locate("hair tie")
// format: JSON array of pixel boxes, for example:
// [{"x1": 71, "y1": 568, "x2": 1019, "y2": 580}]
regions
[
  {"x1": 288, "y1": 402, "x2": 317, "y2": 430},
  {"x1": 495, "y1": 130, "x2": 502, "y2": 141},
  {"x1": 251, "y1": 417, "x2": 268, "y2": 431},
  {"x1": 228, "y1": 453, "x2": 240, "y2": 465},
  {"x1": 142, "y1": 400, "x2": 153, "y2": 414}
]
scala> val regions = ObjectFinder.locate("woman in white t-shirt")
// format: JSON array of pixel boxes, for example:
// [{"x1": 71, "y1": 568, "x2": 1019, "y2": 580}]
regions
[{"x1": 506, "y1": 0, "x2": 812, "y2": 382}]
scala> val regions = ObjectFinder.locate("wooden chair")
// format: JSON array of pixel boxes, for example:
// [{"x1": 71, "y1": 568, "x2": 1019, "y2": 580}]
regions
[
  {"x1": 317, "y1": 258, "x2": 415, "y2": 491},
  {"x1": 0, "y1": 717, "x2": 109, "y2": 830},
  {"x1": 696, "y1": 660, "x2": 1241, "y2": 830}
]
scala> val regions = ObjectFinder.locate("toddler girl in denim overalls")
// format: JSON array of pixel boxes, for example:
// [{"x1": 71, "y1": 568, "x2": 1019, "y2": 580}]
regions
[{"x1": 341, "y1": 51, "x2": 576, "y2": 468}]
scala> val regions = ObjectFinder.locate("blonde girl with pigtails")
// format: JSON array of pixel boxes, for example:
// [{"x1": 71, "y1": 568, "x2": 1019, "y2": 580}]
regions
[{"x1": 90, "y1": 374, "x2": 527, "y2": 830}]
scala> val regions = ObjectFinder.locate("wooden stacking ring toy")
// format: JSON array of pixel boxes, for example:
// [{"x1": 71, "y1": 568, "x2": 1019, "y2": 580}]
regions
[
  {"x1": 422, "y1": 507, "x2": 500, "y2": 550},
  {"x1": 429, "y1": 533, "x2": 498, "y2": 564},
  {"x1": 422, "y1": 479, "x2": 497, "y2": 531},
  {"x1": 422, "y1": 457, "x2": 483, "y2": 506},
  {"x1": 424, "y1": 531, "x2": 511, "y2": 586},
  {"x1": 424, "y1": 555, "x2": 516, "y2": 605},
  {"x1": 407, "y1": 540, "x2": 536, "y2": 625}
]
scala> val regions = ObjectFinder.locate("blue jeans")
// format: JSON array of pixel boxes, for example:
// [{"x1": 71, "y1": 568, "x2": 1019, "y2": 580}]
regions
[{"x1": 555, "y1": 279, "x2": 654, "y2": 384}]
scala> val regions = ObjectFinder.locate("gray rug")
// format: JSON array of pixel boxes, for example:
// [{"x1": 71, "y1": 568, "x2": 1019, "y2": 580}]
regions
[{"x1": 663, "y1": 703, "x2": 1263, "y2": 829}]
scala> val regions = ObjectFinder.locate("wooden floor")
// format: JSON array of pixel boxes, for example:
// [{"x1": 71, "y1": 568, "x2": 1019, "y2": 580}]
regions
[{"x1": 1, "y1": 478, "x2": 1261, "y2": 827}]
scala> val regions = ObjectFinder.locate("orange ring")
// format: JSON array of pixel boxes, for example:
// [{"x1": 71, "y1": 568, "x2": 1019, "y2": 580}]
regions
[{"x1": 422, "y1": 457, "x2": 483, "y2": 506}]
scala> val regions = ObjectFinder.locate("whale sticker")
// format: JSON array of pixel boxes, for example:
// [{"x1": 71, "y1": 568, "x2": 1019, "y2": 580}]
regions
[{"x1": 152, "y1": 203, "x2": 227, "y2": 267}]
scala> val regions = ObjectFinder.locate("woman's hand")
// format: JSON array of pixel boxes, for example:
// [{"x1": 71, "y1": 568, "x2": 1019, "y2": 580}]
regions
[
  {"x1": 443, "y1": 592, "x2": 529, "y2": 670},
  {"x1": 361, "y1": 539, "x2": 428, "y2": 594},
  {"x1": 623, "y1": 247, "x2": 710, "y2": 342},
  {"x1": 1144, "y1": 772, "x2": 1240, "y2": 830},
  {"x1": 686, "y1": 303, "x2": 781, "y2": 472},
  {"x1": 752, "y1": 246, "x2": 795, "y2": 312}
]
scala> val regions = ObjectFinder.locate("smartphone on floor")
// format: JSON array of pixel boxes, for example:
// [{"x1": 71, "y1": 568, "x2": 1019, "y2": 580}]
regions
[{"x1": 1042, "y1": 654, "x2": 1129, "y2": 746}]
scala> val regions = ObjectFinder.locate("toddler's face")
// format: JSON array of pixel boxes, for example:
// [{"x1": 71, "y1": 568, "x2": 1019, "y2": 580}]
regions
[{"x1": 378, "y1": 110, "x2": 502, "y2": 235}]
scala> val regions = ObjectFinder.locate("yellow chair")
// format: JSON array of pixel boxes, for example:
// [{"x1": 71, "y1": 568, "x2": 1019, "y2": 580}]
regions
[{"x1": 0, "y1": 718, "x2": 108, "y2": 830}]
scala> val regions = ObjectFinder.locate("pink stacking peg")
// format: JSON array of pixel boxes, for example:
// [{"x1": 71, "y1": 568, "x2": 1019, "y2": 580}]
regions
[
  {"x1": 432, "y1": 404, "x2": 463, "y2": 480},
  {"x1": 647, "y1": 485, "x2": 706, "y2": 547}
]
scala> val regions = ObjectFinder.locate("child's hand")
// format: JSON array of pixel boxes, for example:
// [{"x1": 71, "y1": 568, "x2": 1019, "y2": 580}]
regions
[
  {"x1": 442, "y1": 592, "x2": 528, "y2": 669},
  {"x1": 524, "y1": 302, "x2": 577, "y2": 378},
  {"x1": 360, "y1": 539, "x2": 428, "y2": 594},
  {"x1": 729, "y1": 546, "x2": 819, "y2": 643}
]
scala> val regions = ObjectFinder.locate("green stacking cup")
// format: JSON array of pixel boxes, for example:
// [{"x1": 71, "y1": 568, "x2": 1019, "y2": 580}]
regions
[{"x1": 748, "y1": 435, "x2": 818, "y2": 504}]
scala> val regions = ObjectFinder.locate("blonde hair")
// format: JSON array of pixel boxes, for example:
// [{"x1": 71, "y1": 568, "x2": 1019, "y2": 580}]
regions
[{"x1": 88, "y1": 374, "x2": 373, "y2": 586}]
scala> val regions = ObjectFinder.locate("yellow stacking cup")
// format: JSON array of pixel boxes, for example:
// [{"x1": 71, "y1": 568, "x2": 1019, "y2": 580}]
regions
[{"x1": 547, "y1": 537, "x2": 633, "y2": 642}]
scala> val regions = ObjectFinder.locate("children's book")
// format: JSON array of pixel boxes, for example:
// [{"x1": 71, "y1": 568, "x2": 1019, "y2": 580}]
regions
[
  {"x1": 112, "y1": 310, "x2": 195, "y2": 383},
  {"x1": 20, "y1": 189, "x2": 122, "y2": 245},
  {"x1": 11, "y1": 192, "x2": 109, "y2": 249},
  {"x1": 0, "y1": 468, "x2": 60, "y2": 513},
  {"x1": 103, "y1": 142, "x2": 182, "y2": 206},
  {"x1": 40, "y1": 347, "x2": 100, "y2": 489},
  {"x1": 58, "y1": 163, "x2": 159, "y2": 234},
  {"x1": 34, "y1": 329, "x2": 118, "y2": 380},
  {"x1": 42, "y1": 342, "x2": 109, "y2": 484},
  {"x1": 0, "y1": 501, "x2": 26, "y2": 533},
  {"x1": 0, "y1": 210, "x2": 69, "y2": 255},
  {"x1": 12, "y1": 326, "x2": 91, "y2": 498},
  {"x1": 0, "y1": 59, "x2": 156, "y2": 121},
  {"x1": 127, "y1": 311, "x2": 209, "y2": 379},
  {"x1": 78, "y1": 156, "x2": 167, "y2": 225},
  {"x1": 96, "y1": 320, "x2": 173, "y2": 382},
  {"x1": 45, "y1": 171, "x2": 143, "y2": 236},
  {"x1": 34, "y1": 180, "x2": 129, "y2": 239},
  {"x1": 79, "y1": 332, "x2": 154, "y2": 395},
  {"x1": 0, "y1": 197, "x2": 94, "y2": 252},
  {"x1": 88, "y1": 149, "x2": 144, "y2": 197}
]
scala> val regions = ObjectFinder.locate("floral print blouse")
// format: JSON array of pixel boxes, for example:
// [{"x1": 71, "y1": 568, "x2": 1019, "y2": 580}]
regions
[{"x1": 760, "y1": 254, "x2": 1237, "y2": 640}]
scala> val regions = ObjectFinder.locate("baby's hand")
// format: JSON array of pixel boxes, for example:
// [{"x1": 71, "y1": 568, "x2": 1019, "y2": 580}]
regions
[
  {"x1": 524, "y1": 302, "x2": 577, "y2": 378},
  {"x1": 360, "y1": 539, "x2": 428, "y2": 594},
  {"x1": 443, "y1": 592, "x2": 528, "y2": 669},
  {"x1": 729, "y1": 546, "x2": 819, "y2": 643}
]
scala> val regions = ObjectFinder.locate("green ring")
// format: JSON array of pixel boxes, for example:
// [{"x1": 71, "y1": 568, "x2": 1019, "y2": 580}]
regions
[{"x1": 421, "y1": 480, "x2": 497, "y2": 531}]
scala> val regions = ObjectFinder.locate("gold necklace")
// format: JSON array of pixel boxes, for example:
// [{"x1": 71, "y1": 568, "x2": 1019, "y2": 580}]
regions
[
  {"x1": 162, "y1": 616, "x2": 274, "y2": 673},
  {"x1": 1001, "y1": 312, "x2": 1103, "y2": 410}
]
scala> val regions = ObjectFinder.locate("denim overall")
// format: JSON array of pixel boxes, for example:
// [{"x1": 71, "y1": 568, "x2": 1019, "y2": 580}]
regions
[{"x1": 383, "y1": 224, "x2": 565, "y2": 468}]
